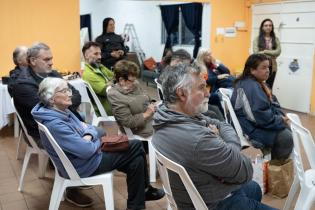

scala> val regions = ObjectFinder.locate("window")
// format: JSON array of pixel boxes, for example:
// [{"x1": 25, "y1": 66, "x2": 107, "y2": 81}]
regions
[{"x1": 161, "y1": 8, "x2": 199, "y2": 46}]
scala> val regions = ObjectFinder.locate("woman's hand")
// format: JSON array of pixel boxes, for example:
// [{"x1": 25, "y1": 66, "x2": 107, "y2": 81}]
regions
[
  {"x1": 282, "y1": 116, "x2": 290, "y2": 125},
  {"x1": 143, "y1": 104, "x2": 156, "y2": 119},
  {"x1": 111, "y1": 51, "x2": 120, "y2": 58},
  {"x1": 217, "y1": 74, "x2": 230, "y2": 80}
]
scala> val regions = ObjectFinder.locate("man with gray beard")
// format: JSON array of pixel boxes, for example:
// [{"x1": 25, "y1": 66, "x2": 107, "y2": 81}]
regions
[{"x1": 152, "y1": 64, "x2": 278, "y2": 210}]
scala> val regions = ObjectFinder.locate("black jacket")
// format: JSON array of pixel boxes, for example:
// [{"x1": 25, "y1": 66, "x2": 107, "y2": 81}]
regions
[
  {"x1": 9, "y1": 68, "x2": 81, "y2": 139},
  {"x1": 95, "y1": 32, "x2": 128, "y2": 69}
]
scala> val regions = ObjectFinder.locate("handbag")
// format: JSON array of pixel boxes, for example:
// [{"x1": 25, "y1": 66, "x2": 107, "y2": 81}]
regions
[{"x1": 101, "y1": 135, "x2": 129, "y2": 152}]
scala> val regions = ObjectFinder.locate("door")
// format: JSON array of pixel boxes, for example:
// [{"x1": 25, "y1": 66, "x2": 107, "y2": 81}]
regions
[{"x1": 252, "y1": 1, "x2": 315, "y2": 113}]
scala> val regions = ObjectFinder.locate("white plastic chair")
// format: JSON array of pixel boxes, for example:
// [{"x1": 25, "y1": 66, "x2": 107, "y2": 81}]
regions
[
  {"x1": 152, "y1": 144, "x2": 208, "y2": 210},
  {"x1": 218, "y1": 88, "x2": 250, "y2": 148},
  {"x1": 283, "y1": 113, "x2": 315, "y2": 210},
  {"x1": 36, "y1": 121, "x2": 114, "y2": 210},
  {"x1": 154, "y1": 78, "x2": 163, "y2": 101},
  {"x1": 11, "y1": 99, "x2": 49, "y2": 192},
  {"x1": 123, "y1": 126, "x2": 156, "y2": 183},
  {"x1": 83, "y1": 81, "x2": 116, "y2": 126}
]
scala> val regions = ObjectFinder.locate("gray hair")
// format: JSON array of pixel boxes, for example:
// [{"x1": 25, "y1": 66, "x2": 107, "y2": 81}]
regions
[
  {"x1": 27, "y1": 42, "x2": 50, "y2": 63},
  {"x1": 13, "y1": 46, "x2": 28, "y2": 65},
  {"x1": 38, "y1": 77, "x2": 67, "y2": 106},
  {"x1": 162, "y1": 64, "x2": 201, "y2": 105}
]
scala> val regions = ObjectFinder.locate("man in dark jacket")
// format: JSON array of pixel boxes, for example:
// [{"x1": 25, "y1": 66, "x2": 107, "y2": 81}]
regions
[
  {"x1": 95, "y1": 17, "x2": 128, "y2": 69},
  {"x1": 7, "y1": 46, "x2": 28, "y2": 96},
  {"x1": 9, "y1": 42, "x2": 93, "y2": 208}
]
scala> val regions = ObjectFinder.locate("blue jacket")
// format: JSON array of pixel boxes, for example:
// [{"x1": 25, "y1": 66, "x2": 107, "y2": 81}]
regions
[
  {"x1": 31, "y1": 103, "x2": 102, "y2": 178},
  {"x1": 231, "y1": 78, "x2": 286, "y2": 146}
]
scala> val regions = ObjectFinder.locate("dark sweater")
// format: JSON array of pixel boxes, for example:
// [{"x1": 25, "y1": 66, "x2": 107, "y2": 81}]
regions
[{"x1": 95, "y1": 32, "x2": 128, "y2": 69}]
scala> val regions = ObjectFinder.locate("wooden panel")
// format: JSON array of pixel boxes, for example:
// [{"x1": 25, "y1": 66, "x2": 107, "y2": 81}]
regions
[
  {"x1": 252, "y1": 3, "x2": 282, "y2": 14},
  {"x1": 281, "y1": 1, "x2": 315, "y2": 13},
  {"x1": 274, "y1": 54, "x2": 314, "y2": 113},
  {"x1": 280, "y1": 12, "x2": 315, "y2": 28},
  {"x1": 280, "y1": 28, "x2": 315, "y2": 44}
]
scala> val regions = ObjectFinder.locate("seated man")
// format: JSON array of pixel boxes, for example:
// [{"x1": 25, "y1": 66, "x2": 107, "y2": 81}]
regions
[
  {"x1": 10, "y1": 42, "x2": 90, "y2": 207},
  {"x1": 8, "y1": 46, "x2": 28, "y2": 96},
  {"x1": 157, "y1": 49, "x2": 192, "y2": 84},
  {"x1": 152, "y1": 64, "x2": 278, "y2": 210},
  {"x1": 107, "y1": 60, "x2": 156, "y2": 138},
  {"x1": 82, "y1": 41, "x2": 114, "y2": 115},
  {"x1": 159, "y1": 48, "x2": 224, "y2": 121},
  {"x1": 32, "y1": 77, "x2": 164, "y2": 210}
]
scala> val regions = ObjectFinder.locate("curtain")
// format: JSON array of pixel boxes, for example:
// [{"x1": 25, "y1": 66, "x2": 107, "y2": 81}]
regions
[
  {"x1": 80, "y1": 14, "x2": 92, "y2": 41},
  {"x1": 160, "y1": 5, "x2": 179, "y2": 50},
  {"x1": 181, "y1": 3, "x2": 203, "y2": 58}
]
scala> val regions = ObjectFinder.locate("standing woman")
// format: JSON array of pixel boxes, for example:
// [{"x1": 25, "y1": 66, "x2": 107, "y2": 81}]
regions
[
  {"x1": 253, "y1": 18, "x2": 281, "y2": 89},
  {"x1": 95, "y1": 17, "x2": 129, "y2": 70}
]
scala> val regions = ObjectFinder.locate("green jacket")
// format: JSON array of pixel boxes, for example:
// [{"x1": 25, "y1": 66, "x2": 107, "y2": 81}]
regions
[{"x1": 82, "y1": 63, "x2": 114, "y2": 115}]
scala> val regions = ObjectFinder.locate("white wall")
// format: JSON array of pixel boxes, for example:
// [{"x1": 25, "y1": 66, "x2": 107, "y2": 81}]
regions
[{"x1": 80, "y1": 0, "x2": 211, "y2": 61}]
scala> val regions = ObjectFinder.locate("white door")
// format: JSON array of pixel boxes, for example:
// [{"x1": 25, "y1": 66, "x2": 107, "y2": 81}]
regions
[{"x1": 251, "y1": 1, "x2": 315, "y2": 113}]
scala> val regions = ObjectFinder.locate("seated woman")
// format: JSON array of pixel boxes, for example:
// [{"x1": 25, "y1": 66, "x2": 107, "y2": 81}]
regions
[
  {"x1": 95, "y1": 17, "x2": 129, "y2": 70},
  {"x1": 195, "y1": 49, "x2": 234, "y2": 110},
  {"x1": 31, "y1": 77, "x2": 164, "y2": 210},
  {"x1": 230, "y1": 54, "x2": 293, "y2": 160},
  {"x1": 107, "y1": 60, "x2": 157, "y2": 138}
]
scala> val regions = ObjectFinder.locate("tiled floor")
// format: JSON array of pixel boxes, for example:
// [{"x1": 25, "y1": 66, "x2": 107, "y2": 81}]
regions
[{"x1": 1, "y1": 80, "x2": 315, "y2": 210}]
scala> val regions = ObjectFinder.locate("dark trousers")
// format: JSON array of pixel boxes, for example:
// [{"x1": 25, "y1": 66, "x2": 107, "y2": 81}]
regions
[
  {"x1": 92, "y1": 140, "x2": 149, "y2": 209},
  {"x1": 271, "y1": 128, "x2": 293, "y2": 160},
  {"x1": 266, "y1": 71, "x2": 276, "y2": 89},
  {"x1": 215, "y1": 181, "x2": 278, "y2": 210}
]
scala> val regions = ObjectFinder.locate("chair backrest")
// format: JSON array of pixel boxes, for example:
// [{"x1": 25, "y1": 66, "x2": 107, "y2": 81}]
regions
[
  {"x1": 83, "y1": 81, "x2": 109, "y2": 117},
  {"x1": 154, "y1": 78, "x2": 163, "y2": 101},
  {"x1": 153, "y1": 145, "x2": 208, "y2": 210},
  {"x1": 36, "y1": 121, "x2": 81, "y2": 180},
  {"x1": 11, "y1": 98, "x2": 41, "y2": 151},
  {"x1": 218, "y1": 88, "x2": 250, "y2": 148},
  {"x1": 287, "y1": 113, "x2": 315, "y2": 171}
]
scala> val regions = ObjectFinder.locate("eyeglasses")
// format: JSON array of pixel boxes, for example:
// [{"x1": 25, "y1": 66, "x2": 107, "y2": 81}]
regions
[{"x1": 55, "y1": 87, "x2": 72, "y2": 94}]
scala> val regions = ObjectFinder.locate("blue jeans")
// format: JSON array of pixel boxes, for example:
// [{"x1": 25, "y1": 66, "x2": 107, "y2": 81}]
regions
[{"x1": 215, "y1": 181, "x2": 278, "y2": 210}]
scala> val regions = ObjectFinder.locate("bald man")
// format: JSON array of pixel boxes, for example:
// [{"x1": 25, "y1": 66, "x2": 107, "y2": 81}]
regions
[{"x1": 8, "y1": 46, "x2": 28, "y2": 96}]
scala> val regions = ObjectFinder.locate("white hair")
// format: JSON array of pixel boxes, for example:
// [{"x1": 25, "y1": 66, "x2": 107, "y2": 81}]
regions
[
  {"x1": 162, "y1": 64, "x2": 200, "y2": 105},
  {"x1": 38, "y1": 77, "x2": 67, "y2": 106}
]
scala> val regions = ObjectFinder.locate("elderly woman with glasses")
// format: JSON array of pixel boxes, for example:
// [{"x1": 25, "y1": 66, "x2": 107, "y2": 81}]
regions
[
  {"x1": 107, "y1": 60, "x2": 158, "y2": 138},
  {"x1": 31, "y1": 77, "x2": 164, "y2": 210}
]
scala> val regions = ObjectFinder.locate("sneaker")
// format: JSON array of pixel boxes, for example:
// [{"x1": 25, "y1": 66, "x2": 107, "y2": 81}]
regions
[
  {"x1": 145, "y1": 185, "x2": 165, "y2": 201},
  {"x1": 65, "y1": 187, "x2": 93, "y2": 208}
]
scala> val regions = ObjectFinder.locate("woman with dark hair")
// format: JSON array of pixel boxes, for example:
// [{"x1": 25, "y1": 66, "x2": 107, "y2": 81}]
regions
[
  {"x1": 253, "y1": 18, "x2": 281, "y2": 89},
  {"x1": 95, "y1": 17, "x2": 129, "y2": 69},
  {"x1": 231, "y1": 54, "x2": 293, "y2": 160}
]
